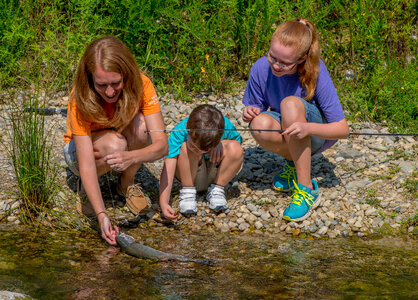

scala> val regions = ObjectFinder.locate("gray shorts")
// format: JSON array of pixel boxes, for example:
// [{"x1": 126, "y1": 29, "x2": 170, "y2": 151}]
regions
[
  {"x1": 262, "y1": 97, "x2": 327, "y2": 154},
  {"x1": 63, "y1": 140, "x2": 80, "y2": 176}
]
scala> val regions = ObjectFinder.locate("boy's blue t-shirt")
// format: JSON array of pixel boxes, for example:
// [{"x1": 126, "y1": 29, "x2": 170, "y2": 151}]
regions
[{"x1": 167, "y1": 116, "x2": 242, "y2": 158}]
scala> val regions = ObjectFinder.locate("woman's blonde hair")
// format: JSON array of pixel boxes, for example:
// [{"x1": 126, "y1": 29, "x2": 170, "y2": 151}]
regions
[
  {"x1": 72, "y1": 36, "x2": 143, "y2": 131},
  {"x1": 271, "y1": 17, "x2": 320, "y2": 100}
]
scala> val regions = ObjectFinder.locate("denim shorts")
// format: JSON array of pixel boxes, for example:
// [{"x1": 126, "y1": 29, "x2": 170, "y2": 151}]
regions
[
  {"x1": 63, "y1": 140, "x2": 80, "y2": 176},
  {"x1": 262, "y1": 97, "x2": 327, "y2": 154}
]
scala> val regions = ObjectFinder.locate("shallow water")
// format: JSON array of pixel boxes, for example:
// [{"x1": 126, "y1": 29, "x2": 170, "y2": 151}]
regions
[{"x1": 0, "y1": 224, "x2": 416, "y2": 299}]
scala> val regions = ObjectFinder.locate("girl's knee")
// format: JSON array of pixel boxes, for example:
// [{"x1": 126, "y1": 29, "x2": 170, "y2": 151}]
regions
[{"x1": 280, "y1": 96, "x2": 305, "y2": 114}]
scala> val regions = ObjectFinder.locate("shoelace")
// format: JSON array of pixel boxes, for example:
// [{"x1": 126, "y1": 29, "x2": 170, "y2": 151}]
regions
[
  {"x1": 280, "y1": 164, "x2": 296, "y2": 188},
  {"x1": 179, "y1": 189, "x2": 196, "y2": 202},
  {"x1": 208, "y1": 187, "x2": 224, "y2": 200},
  {"x1": 289, "y1": 180, "x2": 315, "y2": 207}
]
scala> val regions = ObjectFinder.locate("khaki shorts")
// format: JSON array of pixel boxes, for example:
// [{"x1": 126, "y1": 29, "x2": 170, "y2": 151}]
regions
[{"x1": 194, "y1": 159, "x2": 218, "y2": 192}]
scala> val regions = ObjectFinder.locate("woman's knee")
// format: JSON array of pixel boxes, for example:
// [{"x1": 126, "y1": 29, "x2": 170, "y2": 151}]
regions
[
  {"x1": 94, "y1": 132, "x2": 127, "y2": 157},
  {"x1": 123, "y1": 112, "x2": 149, "y2": 147}
]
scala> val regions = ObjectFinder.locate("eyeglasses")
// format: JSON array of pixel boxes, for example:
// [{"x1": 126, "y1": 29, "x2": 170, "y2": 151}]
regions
[{"x1": 265, "y1": 51, "x2": 298, "y2": 70}]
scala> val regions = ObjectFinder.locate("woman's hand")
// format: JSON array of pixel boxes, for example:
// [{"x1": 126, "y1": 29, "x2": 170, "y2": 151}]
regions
[
  {"x1": 98, "y1": 213, "x2": 119, "y2": 245},
  {"x1": 103, "y1": 151, "x2": 135, "y2": 172},
  {"x1": 161, "y1": 203, "x2": 178, "y2": 220},
  {"x1": 282, "y1": 122, "x2": 310, "y2": 139},
  {"x1": 243, "y1": 106, "x2": 261, "y2": 123},
  {"x1": 208, "y1": 143, "x2": 224, "y2": 163}
]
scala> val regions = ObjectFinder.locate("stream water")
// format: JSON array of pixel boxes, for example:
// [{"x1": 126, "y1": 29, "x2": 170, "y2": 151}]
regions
[{"x1": 0, "y1": 224, "x2": 416, "y2": 299}]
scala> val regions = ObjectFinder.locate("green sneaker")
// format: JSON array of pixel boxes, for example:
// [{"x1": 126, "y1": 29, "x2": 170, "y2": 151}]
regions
[
  {"x1": 283, "y1": 180, "x2": 321, "y2": 222},
  {"x1": 273, "y1": 160, "x2": 296, "y2": 192}
]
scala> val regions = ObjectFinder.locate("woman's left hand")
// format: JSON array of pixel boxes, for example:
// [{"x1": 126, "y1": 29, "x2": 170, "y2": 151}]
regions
[
  {"x1": 282, "y1": 122, "x2": 310, "y2": 139},
  {"x1": 104, "y1": 151, "x2": 135, "y2": 172},
  {"x1": 207, "y1": 143, "x2": 224, "y2": 163}
]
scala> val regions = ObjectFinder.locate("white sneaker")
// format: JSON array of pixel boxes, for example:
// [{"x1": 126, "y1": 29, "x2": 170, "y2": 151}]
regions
[
  {"x1": 179, "y1": 187, "x2": 197, "y2": 215},
  {"x1": 207, "y1": 184, "x2": 227, "y2": 212}
]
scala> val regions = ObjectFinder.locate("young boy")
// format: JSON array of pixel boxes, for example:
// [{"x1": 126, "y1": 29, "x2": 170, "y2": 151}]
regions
[{"x1": 159, "y1": 104, "x2": 243, "y2": 219}]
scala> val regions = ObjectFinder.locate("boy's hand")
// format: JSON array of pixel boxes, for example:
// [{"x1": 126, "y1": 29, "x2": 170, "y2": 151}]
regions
[
  {"x1": 161, "y1": 203, "x2": 178, "y2": 220},
  {"x1": 243, "y1": 106, "x2": 260, "y2": 123},
  {"x1": 208, "y1": 143, "x2": 223, "y2": 163}
]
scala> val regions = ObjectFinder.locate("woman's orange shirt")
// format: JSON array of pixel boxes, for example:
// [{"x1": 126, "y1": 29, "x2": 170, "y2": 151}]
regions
[{"x1": 64, "y1": 74, "x2": 161, "y2": 144}]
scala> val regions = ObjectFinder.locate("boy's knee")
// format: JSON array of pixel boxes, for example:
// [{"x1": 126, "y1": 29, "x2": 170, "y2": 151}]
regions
[{"x1": 223, "y1": 141, "x2": 244, "y2": 161}]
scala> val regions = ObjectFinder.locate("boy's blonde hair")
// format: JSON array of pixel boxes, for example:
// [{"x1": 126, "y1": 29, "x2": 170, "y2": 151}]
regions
[
  {"x1": 187, "y1": 104, "x2": 224, "y2": 152},
  {"x1": 72, "y1": 36, "x2": 143, "y2": 131},
  {"x1": 272, "y1": 17, "x2": 320, "y2": 101}
]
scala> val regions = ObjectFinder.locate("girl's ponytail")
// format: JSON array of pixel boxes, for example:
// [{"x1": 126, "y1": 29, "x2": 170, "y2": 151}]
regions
[{"x1": 297, "y1": 18, "x2": 320, "y2": 101}]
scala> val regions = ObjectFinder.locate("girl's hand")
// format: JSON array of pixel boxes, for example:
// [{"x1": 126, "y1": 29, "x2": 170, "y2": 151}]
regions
[
  {"x1": 161, "y1": 203, "x2": 178, "y2": 220},
  {"x1": 98, "y1": 213, "x2": 119, "y2": 245},
  {"x1": 103, "y1": 151, "x2": 135, "y2": 172},
  {"x1": 282, "y1": 122, "x2": 310, "y2": 139},
  {"x1": 243, "y1": 106, "x2": 261, "y2": 123},
  {"x1": 208, "y1": 143, "x2": 223, "y2": 163}
]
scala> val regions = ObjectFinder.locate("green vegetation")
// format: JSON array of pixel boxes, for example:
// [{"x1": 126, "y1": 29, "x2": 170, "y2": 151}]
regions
[
  {"x1": 1, "y1": 82, "x2": 86, "y2": 229},
  {"x1": 364, "y1": 188, "x2": 381, "y2": 208},
  {"x1": 401, "y1": 169, "x2": 418, "y2": 197},
  {"x1": 0, "y1": 0, "x2": 416, "y2": 133}
]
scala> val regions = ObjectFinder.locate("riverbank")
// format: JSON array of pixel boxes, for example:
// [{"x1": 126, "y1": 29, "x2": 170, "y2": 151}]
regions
[{"x1": 0, "y1": 90, "x2": 416, "y2": 238}]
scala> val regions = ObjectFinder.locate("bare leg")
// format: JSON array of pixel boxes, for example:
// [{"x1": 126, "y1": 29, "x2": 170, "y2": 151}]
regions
[
  {"x1": 280, "y1": 96, "x2": 312, "y2": 188},
  {"x1": 119, "y1": 112, "x2": 149, "y2": 190},
  {"x1": 176, "y1": 142, "x2": 202, "y2": 187},
  {"x1": 91, "y1": 130, "x2": 128, "y2": 177},
  {"x1": 213, "y1": 140, "x2": 244, "y2": 186},
  {"x1": 249, "y1": 114, "x2": 292, "y2": 160}
]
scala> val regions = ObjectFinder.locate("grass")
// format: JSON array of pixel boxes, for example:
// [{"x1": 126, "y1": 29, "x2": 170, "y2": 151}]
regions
[
  {"x1": 0, "y1": 0, "x2": 416, "y2": 133},
  {"x1": 364, "y1": 188, "x2": 381, "y2": 208},
  {"x1": 0, "y1": 84, "x2": 87, "y2": 229}
]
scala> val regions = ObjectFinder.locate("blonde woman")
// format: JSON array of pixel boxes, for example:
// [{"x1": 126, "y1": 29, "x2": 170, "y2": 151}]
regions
[
  {"x1": 64, "y1": 36, "x2": 168, "y2": 245},
  {"x1": 242, "y1": 18, "x2": 349, "y2": 222}
]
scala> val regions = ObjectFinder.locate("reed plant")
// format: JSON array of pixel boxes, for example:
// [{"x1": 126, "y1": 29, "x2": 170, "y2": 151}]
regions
[
  {"x1": 2, "y1": 87, "x2": 58, "y2": 222},
  {"x1": 1, "y1": 85, "x2": 87, "y2": 230}
]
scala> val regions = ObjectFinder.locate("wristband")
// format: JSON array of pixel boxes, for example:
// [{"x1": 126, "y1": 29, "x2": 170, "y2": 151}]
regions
[{"x1": 96, "y1": 211, "x2": 107, "y2": 217}]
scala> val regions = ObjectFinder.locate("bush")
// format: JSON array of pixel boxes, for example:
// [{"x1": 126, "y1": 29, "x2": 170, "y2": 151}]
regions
[{"x1": 0, "y1": 0, "x2": 416, "y2": 130}]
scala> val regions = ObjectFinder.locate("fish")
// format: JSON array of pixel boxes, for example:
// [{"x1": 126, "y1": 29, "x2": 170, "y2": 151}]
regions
[{"x1": 115, "y1": 232, "x2": 215, "y2": 266}]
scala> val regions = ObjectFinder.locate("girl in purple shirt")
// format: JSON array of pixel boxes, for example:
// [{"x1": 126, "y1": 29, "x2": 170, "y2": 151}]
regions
[{"x1": 242, "y1": 17, "x2": 349, "y2": 222}]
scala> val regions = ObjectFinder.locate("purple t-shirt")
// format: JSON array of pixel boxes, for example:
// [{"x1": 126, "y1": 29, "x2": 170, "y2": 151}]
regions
[{"x1": 243, "y1": 56, "x2": 345, "y2": 153}]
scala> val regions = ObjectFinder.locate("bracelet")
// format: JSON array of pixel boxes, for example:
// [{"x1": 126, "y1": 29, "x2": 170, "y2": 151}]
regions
[{"x1": 96, "y1": 211, "x2": 107, "y2": 217}]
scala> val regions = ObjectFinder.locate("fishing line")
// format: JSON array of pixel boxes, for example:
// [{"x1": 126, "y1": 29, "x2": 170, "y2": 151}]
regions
[
  {"x1": 23, "y1": 107, "x2": 417, "y2": 137},
  {"x1": 145, "y1": 128, "x2": 418, "y2": 136}
]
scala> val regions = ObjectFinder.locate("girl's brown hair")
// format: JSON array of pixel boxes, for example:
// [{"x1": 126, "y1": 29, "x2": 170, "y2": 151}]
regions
[
  {"x1": 73, "y1": 36, "x2": 143, "y2": 131},
  {"x1": 187, "y1": 104, "x2": 224, "y2": 152},
  {"x1": 271, "y1": 17, "x2": 320, "y2": 100}
]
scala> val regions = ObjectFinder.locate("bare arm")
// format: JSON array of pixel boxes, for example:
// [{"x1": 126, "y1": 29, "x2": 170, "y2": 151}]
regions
[
  {"x1": 159, "y1": 157, "x2": 179, "y2": 219},
  {"x1": 73, "y1": 134, "x2": 118, "y2": 245},
  {"x1": 283, "y1": 118, "x2": 350, "y2": 140},
  {"x1": 132, "y1": 112, "x2": 168, "y2": 163}
]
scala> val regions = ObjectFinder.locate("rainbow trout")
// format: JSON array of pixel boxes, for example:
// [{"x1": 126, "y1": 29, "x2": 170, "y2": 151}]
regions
[{"x1": 116, "y1": 232, "x2": 214, "y2": 265}]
